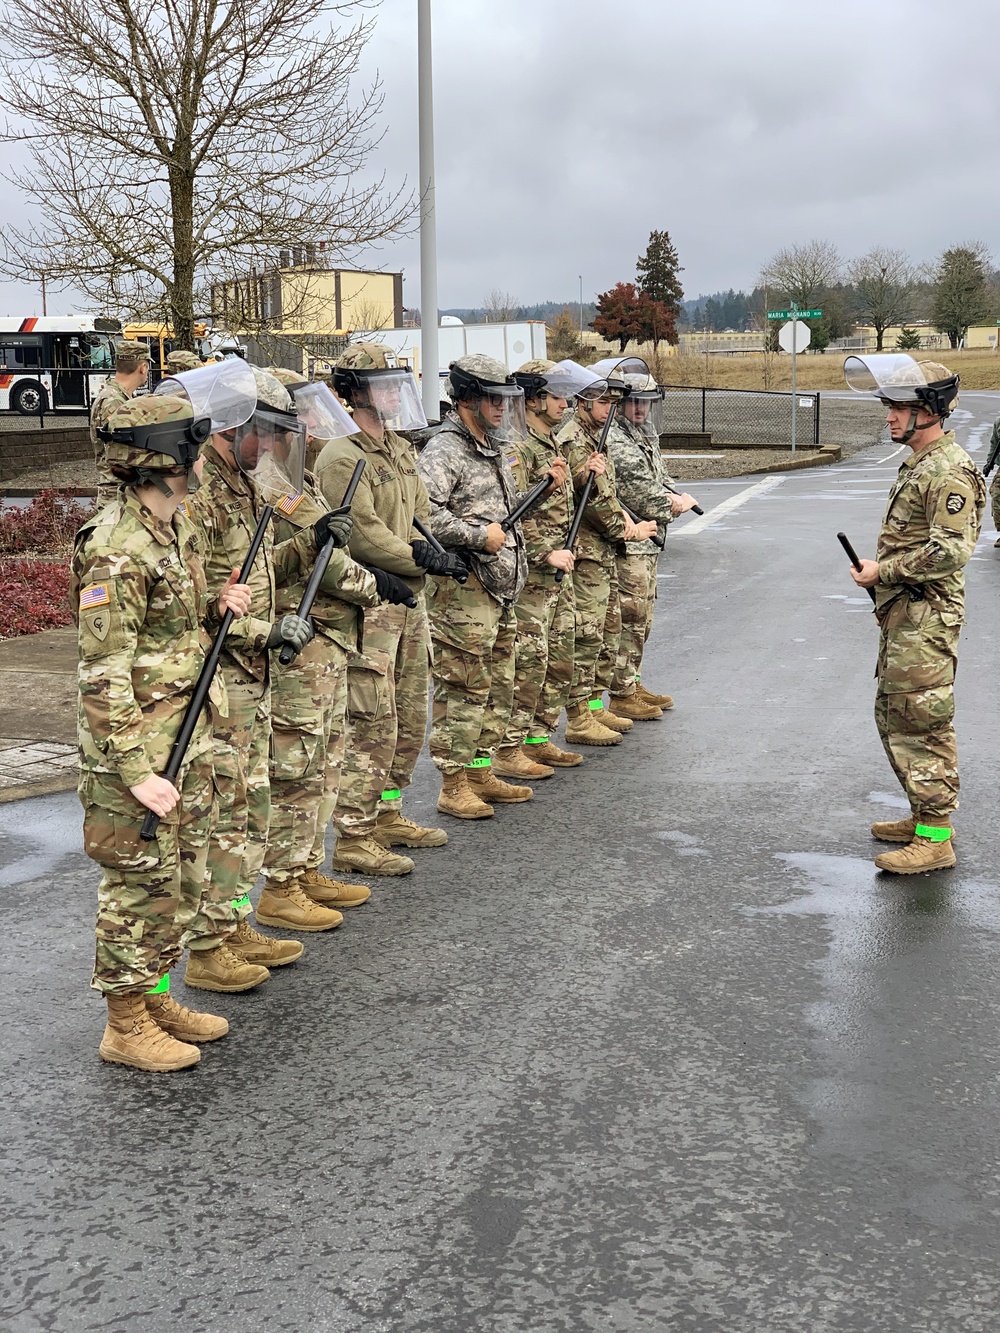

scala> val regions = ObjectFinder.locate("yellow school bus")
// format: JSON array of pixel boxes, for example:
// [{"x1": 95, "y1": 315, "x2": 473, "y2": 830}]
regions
[{"x1": 124, "y1": 322, "x2": 212, "y2": 373}]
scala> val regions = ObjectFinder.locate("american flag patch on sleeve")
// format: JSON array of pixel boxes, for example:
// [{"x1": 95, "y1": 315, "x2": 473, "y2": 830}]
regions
[
  {"x1": 80, "y1": 583, "x2": 111, "y2": 609},
  {"x1": 277, "y1": 491, "x2": 305, "y2": 516}
]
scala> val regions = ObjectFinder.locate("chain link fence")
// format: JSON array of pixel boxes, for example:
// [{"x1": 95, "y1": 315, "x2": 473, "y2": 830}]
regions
[{"x1": 660, "y1": 386, "x2": 820, "y2": 447}]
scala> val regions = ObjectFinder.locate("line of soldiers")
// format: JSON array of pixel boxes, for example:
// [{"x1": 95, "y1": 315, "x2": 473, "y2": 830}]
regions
[{"x1": 75, "y1": 346, "x2": 696, "y2": 1072}]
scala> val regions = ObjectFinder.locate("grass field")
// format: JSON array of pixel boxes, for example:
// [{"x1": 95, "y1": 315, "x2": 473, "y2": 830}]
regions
[{"x1": 656, "y1": 348, "x2": 1000, "y2": 393}]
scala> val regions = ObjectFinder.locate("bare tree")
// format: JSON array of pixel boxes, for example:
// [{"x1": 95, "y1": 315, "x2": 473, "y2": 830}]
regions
[
  {"x1": 482, "y1": 290, "x2": 521, "y2": 323},
  {"x1": 759, "y1": 240, "x2": 842, "y2": 309},
  {"x1": 847, "y1": 247, "x2": 915, "y2": 350},
  {"x1": 0, "y1": 0, "x2": 410, "y2": 348}
]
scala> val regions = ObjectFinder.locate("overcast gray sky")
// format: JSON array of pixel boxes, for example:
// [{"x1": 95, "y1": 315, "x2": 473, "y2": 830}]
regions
[{"x1": 3, "y1": 0, "x2": 999, "y2": 317}]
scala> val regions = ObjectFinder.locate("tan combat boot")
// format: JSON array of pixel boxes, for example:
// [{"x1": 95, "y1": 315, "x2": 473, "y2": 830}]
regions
[
  {"x1": 564, "y1": 701, "x2": 621, "y2": 746},
  {"x1": 300, "y1": 866, "x2": 371, "y2": 907},
  {"x1": 184, "y1": 943, "x2": 270, "y2": 993},
  {"x1": 636, "y1": 682, "x2": 674, "y2": 709},
  {"x1": 229, "y1": 917, "x2": 304, "y2": 966},
  {"x1": 527, "y1": 739, "x2": 583, "y2": 767},
  {"x1": 466, "y1": 762, "x2": 533, "y2": 804},
  {"x1": 374, "y1": 809, "x2": 449, "y2": 848},
  {"x1": 590, "y1": 696, "x2": 633, "y2": 733},
  {"x1": 874, "y1": 826, "x2": 956, "y2": 874},
  {"x1": 608, "y1": 693, "x2": 662, "y2": 721},
  {"x1": 333, "y1": 833, "x2": 415, "y2": 876},
  {"x1": 146, "y1": 991, "x2": 229, "y2": 1043},
  {"x1": 870, "y1": 815, "x2": 917, "y2": 842},
  {"x1": 256, "y1": 879, "x2": 344, "y2": 932},
  {"x1": 99, "y1": 994, "x2": 200, "y2": 1071},
  {"x1": 437, "y1": 769, "x2": 494, "y2": 820},
  {"x1": 493, "y1": 744, "x2": 554, "y2": 780}
]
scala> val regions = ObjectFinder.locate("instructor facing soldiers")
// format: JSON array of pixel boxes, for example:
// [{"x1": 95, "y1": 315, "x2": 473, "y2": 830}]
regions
[{"x1": 843, "y1": 355, "x2": 985, "y2": 874}]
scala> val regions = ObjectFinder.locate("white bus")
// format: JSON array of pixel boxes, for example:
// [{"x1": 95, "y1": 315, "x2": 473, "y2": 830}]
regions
[{"x1": 0, "y1": 316, "x2": 123, "y2": 414}]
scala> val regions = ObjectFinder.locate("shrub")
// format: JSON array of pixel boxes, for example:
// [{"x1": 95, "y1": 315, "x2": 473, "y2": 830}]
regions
[
  {"x1": 0, "y1": 557, "x2": 73, "y2": 639},
  {"x1": 0, "y1": 489, "x2": 95, "y2": 557}
]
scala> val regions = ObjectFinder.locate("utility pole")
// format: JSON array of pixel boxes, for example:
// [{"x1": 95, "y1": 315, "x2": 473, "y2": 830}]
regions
[
  {"x1": 417, "y1": 0, "x2": 439, "y2": 423},
  {"x1": 40, "y1": 272, "x2": 47, "y2": 316},
  {"x1": 578, "y1": 274, "x2": 583, "y2": 337}
]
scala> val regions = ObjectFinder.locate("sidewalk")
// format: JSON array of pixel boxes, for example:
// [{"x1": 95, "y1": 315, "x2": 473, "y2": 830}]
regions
[{"x1": 0, "y1": 625, "x2": 79, "y2": 802}]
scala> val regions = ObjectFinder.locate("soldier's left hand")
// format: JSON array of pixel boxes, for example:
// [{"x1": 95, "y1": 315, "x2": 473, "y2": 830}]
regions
[
  {"x1": 850, "y1": 558, "x2": 880, "y2": 588},
  {"x1": 670, "y1": 492, "x2": 699, "y2": 516},
  {"x1": 218, "y1": 567, "x2": 253, "y2": 618},
  {"x1": 314, "y1": 511, "x2": 354, "y2": 549},
  {"x1": 582, "y1": 452, "x2": 607, "y2": 477},
  {"x1": 545, "y1": 458, "x2": 568, "y2": 488}
]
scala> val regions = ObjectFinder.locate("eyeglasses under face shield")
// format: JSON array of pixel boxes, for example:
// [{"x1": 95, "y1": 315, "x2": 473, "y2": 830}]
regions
[{"x1": 233, "y1": 406, "x2": 308, "y2": 500}]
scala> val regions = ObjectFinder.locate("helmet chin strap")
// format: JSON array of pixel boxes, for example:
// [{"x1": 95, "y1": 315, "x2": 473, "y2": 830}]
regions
[{"x1": 897, "y1": 408, "x2": 940, "y2": 444}]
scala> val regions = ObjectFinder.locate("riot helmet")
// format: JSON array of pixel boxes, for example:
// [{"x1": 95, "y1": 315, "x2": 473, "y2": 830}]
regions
[
  {"x1": 844, "y1": 353, "x2": 959, "y2": 442},
  {"x1": 333, "y1": 342, "x2": 427, "y2": 432},
  {"x1": 98, "y1": 394, "x2": 211, "y2": 496},
  {"x1": 447, "y1": 354, "x2": 526, "y2": 440}
]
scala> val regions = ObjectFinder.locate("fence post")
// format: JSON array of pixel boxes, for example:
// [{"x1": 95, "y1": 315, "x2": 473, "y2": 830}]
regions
[
  {"x1": 701, "y1": 387, "x2": 706, "y2": 433},
  {"x1": 814, "y1": 391, "x2": 820, "y2": 445}
]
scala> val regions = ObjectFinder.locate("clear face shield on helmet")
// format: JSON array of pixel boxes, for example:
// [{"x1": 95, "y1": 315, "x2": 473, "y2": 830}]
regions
[
  {"x1": 468, "y1": 382, "x2": 526, "y2": 441},
  {"x1": 622, "y1": 373, "x2": 665, "y2": 436},
  {"x1": 290, "y1": 380, "x2": 356, "y2": 443},
  {"x1": 232, "y1": 408, "x2": 307, "y2": 501},
  {"x1": 351, "y1": 369, "x2": 428, "y2": 432},
  {"x1": 154, "y1": 358, "x2": 257, "y2": 433},
  {"x1": 541, "y1": 360, "x2": 608, "y2": 401},
  {"x1": 843, "y1": 353, "x2": 929, "y2": 400}
]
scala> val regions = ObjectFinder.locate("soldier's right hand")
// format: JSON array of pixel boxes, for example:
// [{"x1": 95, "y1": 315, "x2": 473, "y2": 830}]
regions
[
  {"x1": 266, "y1": 614, "x2": 315, "y2": 655},
  {"x1": 368, "y1": 566, "x2": 419, "y2": 608},
  {"x1": 314, "y1": 510, "x2": 354, "y2": 549},
  {"x1": 583, "y1": 452, "x2": 607, "y2": 477},
  {"x1": 483, "y1": 522, "x2": 506, "y2": 554},
  {"x1": 218, "y1": 567, "x2": 253, "y2": 618},
  {"x1": 410, "y1": 539, "x2": 454, "y2": 576},
  {"x1": 545, "y1": 549, "x2": 575, "y2": 573},
  {"x1": 129, "y1": 775, "x2": 181, "y2": 818}
]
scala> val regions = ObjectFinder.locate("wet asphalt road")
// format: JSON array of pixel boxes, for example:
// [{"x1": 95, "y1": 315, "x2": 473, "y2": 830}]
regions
[{"x1": 3, "y1": 396, "x2": 1000, "y2": 1332}]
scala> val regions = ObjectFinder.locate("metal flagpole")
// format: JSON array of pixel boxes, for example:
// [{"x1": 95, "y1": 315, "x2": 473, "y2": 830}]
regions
[{"x1": 417, "y1": 0, "x2": 439, "y2": 423}]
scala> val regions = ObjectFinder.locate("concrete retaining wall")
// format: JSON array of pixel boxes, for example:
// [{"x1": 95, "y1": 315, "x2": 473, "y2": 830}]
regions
[{"x1": 0, "y1": 427, "x2": 92, "y2": 483}]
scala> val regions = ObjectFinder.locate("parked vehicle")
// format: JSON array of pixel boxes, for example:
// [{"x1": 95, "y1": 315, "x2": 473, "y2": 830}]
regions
[{"x1": 0, "y1": 316, "x2": 122, "y2": 414}]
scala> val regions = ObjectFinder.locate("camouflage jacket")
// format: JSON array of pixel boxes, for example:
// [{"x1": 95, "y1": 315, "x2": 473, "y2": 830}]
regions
[
  {"x1": 314, "y1": 426, "x2": 430, "y2": 592},
  {"x1": 875, "y1": 431, "x2": 985, "y2": 622},
  {"x1": 185, "y1": 444, "x2": 309, "y2": 680},
  {"x1": 610, "y1": 418, "x2": 677, "y2": 554},
  {"x1": 89, "y1": 379, "x2": 130, "y2": 503},
  {"x1": 416, "y1": 411, "x2": 528, "y2": 606},
  {"x1": 553, "y1": 411, "x2": 628, "y2": 564},
  {"x1": 72, "y1": 492, "x2": 226, "y2": 789},
  {"x1": 271, "y1": 469, "x2": 380, "y2": 653},
  {"x1": 510, "y1": 422, "x2": 574, "y2": 573}
]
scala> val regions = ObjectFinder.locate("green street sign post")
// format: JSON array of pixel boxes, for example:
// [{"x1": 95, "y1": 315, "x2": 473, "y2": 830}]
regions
[{"x1": 767, "y1": 308, "x2": 823, "y2": 320}]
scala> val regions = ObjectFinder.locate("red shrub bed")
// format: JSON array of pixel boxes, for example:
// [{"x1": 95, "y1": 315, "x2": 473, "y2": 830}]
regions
[
  {"x1": 0, "y1": 557, "x2": 73, "y2": 639},
  {"x1": 0, "y1": 489, "x2": 95, "y2": 557}
]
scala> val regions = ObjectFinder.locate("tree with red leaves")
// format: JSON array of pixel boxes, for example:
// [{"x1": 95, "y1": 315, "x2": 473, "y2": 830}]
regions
[
  {"x1": 635, "y1": 291, "x2": 677, "y2": 351},
  {"x1": 592, "y1": 281, "x2": 644, "y2": 353}
]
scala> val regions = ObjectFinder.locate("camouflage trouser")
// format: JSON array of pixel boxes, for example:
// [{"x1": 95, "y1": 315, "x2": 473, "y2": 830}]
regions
[
  {"x1": 611, "y1": 552, "x2": 658, "y2": 696},
  {"x1": 426, "y1": 573, "x2": 517, "y2": 774},
  {"x1": 83, "y1": 759, "x2": 215, "y2": 995},
  {"x1": 334, "y1": 596, "x2": 430, "y2": 837},
  {"x1": 263, "y1": 633, "x2": 348, "y2": 884},
  {"x1": 570, "y1": 551, "x2": 621, "y2": 708},
  {"x1": 184, "y1": 667, "x2": 271, "y2": 949},
  {"x1": 502, "y1": 570, "x2": 576, "y2": 744},
  {"x1": 990, "y1": 470, "x2": 1000, "y2": 531},
  {"x1": 874, "y1": 597, "x2": 960, "y2": 822}
]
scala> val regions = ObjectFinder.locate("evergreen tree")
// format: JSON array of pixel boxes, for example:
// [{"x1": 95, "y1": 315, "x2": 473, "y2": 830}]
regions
[
  {"x1": 547, "y1": 308, "x2": 586, "y2": 361},
  {"x1": 932, "y1": 243, "x2": 995, "y2": 348},
  {"x1": 636, "y1": 230, "x2": 683, "y2": 342},
  {"x1": 896, "y1": 327, "x2": 922, "y2": 350}
]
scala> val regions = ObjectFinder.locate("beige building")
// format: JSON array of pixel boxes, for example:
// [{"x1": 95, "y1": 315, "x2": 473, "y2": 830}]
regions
[{"x1": 211, "y1": 254, "x2": 404, "y2": 372}]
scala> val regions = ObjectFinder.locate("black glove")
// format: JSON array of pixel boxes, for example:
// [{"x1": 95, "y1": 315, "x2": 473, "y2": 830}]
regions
[
  {"x1": 410, "y1": 539, "x2": 451, "y2": 574},
  {"x1": 442, "y1": 552, "x2": 469, "y2": 581},
  {"x1": 314, "y1": 511, "x2": 353, "y2": 549},
  {"x1": 266, "y1": 614, "x2": 315, "y2": 655},
  {"x1": 367, "y1": 566, "x2": 418, "y2": 608}
]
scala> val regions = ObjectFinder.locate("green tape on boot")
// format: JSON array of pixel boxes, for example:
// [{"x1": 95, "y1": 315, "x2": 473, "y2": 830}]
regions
[
  {"x1": 381, "y1": 788, "x2": 401, "y2": 801},
  {"x1": 524, "y1": 736, "x2": 548, "y2": 745},
  {"x1": 145, "y1": 974, "x2": 170, "y2": 995},
  {"x1": 588, "y1": 699, "x2": 603, "y2": 711},
  {"x1": 915, "y1": 824, "x2": 952, "y2": 842},
  {"x1": 466, "y1": 756, "x2": 491, "y2": 768}
]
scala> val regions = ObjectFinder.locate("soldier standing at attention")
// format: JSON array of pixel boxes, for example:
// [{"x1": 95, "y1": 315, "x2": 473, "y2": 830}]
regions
[
  {"x1": 73, "y1": 394, "x2": 253, "y2": 1071},
  {"x1": 416, "y1": 355, "x2": 533, "y2": 819},
  {"x1": 844, "y1": 355, "x2": 985, "y2": 873},
  {"x1": 315, "y1": 345, "x2": 455, "y2": 877},
  {"x1": 493, "y1": 359, "x2": 608, "y2": 777},
  {"x1": 89, "y1": 340, "x2": 152, "y2": 506}
]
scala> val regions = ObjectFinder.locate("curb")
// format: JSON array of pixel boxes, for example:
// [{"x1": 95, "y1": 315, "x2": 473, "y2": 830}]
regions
[{"x1": 0, "y1": 770, "x2": 78, "y2": 804}]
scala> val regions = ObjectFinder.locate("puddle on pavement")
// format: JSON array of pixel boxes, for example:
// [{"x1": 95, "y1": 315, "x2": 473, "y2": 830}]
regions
[
  {"x1": 0, "y1": 792, "x2": 83, "y2": 887},
  {"x1": 654, "y1": 829, "x2": 711, "y2": 858}
]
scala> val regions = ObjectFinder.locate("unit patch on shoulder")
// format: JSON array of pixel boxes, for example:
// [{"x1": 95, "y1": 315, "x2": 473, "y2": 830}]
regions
[
  {"x1": 277, "y1": 491, "x2": 305, "y2": 516},
  {"x1": 79, "y1": 583, "x2": 110, "y2": 610},
  {"x1": 945, "y1": 492, "x2": 966, "y2": 515}
]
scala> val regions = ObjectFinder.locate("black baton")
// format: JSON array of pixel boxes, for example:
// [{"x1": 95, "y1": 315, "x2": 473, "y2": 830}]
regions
[
  {"x1": 141, "y1": 504, "x2": 276, "y2": 841},
  {"x1": 620, "y1": 500, "x2": 667, "y2": 550},
  {"x1": 279, "y1": 460, "x2": 366, "y2": 664},
  {"x1": 837, "y1": 531, "x2": 877, "y2": 605},
  {"x1": 556, "y1": 402, "x2": 619, "y2": 584},
  {"x1": 412, "y1": 514, "x2": 468, "y2": 583}
]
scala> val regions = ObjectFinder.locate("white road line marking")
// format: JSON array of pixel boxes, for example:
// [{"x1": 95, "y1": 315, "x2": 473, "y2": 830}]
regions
[{"x1": 675, "y1": 475, "x2": 787, "y2": 536}]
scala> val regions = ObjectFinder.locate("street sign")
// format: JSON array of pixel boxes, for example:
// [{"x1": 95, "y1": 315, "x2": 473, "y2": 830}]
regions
[
  {"x1": 767, "y1": 308, "x2": 823, "y2": 320},
  {"x1": 778, "y1": 320, "x2": 812, "y2": 354}
]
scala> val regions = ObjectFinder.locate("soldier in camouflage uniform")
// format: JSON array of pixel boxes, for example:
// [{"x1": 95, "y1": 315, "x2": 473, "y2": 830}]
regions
[
  {"x1": 984, "y1": 414, "x2": 1000, "y2": 547},
  {"x1": 261, "y1": 368, "x2": 412, "y2": 911},
  {"x1": 416, "y1": 355, "x2": 533, "y2": 818},
  {"x1": 846, "y1": 357, "x2": 985, "y2": 874},
  {"x1": 494, "y1": 360, "x2": 608, "y2": 776},
  {"x1": 315, "y1": 344, "x2": 457, "y2": 875},
  {"x1": 181, "y1": 366, "x2": 322, "y2": 991},
  {"x1": 553, "y1": 370, "x2": 657, "y2": 746},
  {"x1": 74, "y1": 394, "x2": 254, "y2": 1071},
  {"x1": 89, "y1": 340, "x2": 152, "y2": 506},
  {"x1": 608, "y1": 371, "x2": 699, "y2": 721},
  {"x1": 166, "y1": 350, "x2": 203, "y2": 374}
]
